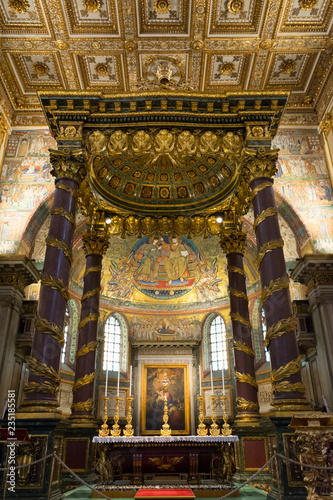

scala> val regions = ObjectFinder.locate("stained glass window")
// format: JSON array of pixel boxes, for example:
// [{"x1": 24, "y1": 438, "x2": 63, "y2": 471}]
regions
[
  {"x1": 261, "y1": 308, "x2": 270, "y2": 362},
  {"x1": 61, "y1": 308, "x2": 69, "y2": 364},
  {"x1": 210, "y1": 315, "x2": 228, "y2": 371},
  {"x1": 103, "y1": 315, "x2": 121, "y2": 371}
]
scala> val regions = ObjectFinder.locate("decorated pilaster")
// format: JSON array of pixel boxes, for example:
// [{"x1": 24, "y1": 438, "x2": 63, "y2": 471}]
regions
[
  {"x1": 291, "y1": 254, "x2": 333, "y2": 413},
  {"x1": 0, "y1": 256, "x2": 40, "y2": 416},
  {"x1": 220, "y1": 230, "x2": 260, "y2": 422},
  {"x1": 71, "y1": 226, "x2": 110, "y2": 424},
  {"x1": 19, "y1": 149, "x2": 86, "y2": 417},
  {"x1": 243, "y1": 149, "x2": 309, "y2": 412}
]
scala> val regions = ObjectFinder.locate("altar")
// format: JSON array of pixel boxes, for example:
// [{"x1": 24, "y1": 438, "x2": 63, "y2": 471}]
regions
[{"x1": 92, "y1": 435, "x2": 239, "y2": 487}]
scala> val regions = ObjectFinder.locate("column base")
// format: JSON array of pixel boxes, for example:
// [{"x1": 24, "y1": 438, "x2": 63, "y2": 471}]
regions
[
  {"x1": 269, "y1": 398, "x2": 312, "y2": 417},
  {"x1": 16, "y1": 399, "x2": 62, "y2": 419},
  {"x1": 69, "y1": 414, "x2": 98, "y2": 428},
  {"x1": 233, "y1": 412, "x2": 262, "y2": 427}
]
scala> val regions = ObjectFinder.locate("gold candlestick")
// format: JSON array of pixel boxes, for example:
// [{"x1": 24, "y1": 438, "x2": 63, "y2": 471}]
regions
[
  {"x1": 197, "y1": 396, "x2": 208, "y2": 436},
  {"x1": 110, "y1": 396, "x2": 122, "y2": 436},
  {"x1": 160, "y1": 371, "x2": 171, "y2": 437},
  {"x1": 209, "y1": 395, "x2": 220, "y2": 436},
  {"x1": 123, "y1": 397, "x2": 134, "y2": 437},
  {"x1": 220, "y1": 395, "x2": 232, "y2": 436},
  {"x1": 99, "y1": 397, "x2": 110, "y2": 437},
  {"x1": 160, "y1": 395, "x2": 172, "y2": 436}
]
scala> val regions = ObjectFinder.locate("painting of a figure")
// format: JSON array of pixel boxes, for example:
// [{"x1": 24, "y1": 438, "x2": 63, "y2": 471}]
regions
[{"x1": 141, "y1": 365, "x2": 190, "y2": 435}]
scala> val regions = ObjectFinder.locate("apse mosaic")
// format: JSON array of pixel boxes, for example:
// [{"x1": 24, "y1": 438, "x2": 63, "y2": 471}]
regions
[
  {"x1": 71, "y1": 233, "x2": 232, "y2": 311},
  {"x1": 0, "y1": 129, "x2": 56, "y2": 254},
  {"x1": 272, "y1": 129, "x2": 333, "y2": 252}
]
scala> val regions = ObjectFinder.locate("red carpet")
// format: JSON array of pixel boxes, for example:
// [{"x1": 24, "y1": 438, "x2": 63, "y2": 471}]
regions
[{"x1": 135, "y1": 490, "x2": 195, "y2": 499}]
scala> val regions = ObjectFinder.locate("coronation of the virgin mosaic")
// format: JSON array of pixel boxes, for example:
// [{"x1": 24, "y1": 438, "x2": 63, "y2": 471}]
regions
[{"x1": 0, "y1": 1, "x2": 333, "y2": 499}]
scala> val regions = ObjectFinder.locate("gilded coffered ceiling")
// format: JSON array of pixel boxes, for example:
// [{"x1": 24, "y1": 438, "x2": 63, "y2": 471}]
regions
[{"x1": 0, "y1": 0, "x2": 333, "y2": 126}]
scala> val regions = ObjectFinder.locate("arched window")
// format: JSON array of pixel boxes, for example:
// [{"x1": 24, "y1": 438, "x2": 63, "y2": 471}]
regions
[
  {"x1": 261, "y1": 308, "x2": 270, "y2": 362},
  {"x1": 103, "y1": 315, "x2": 121, "y2": 371},
  {"x1": 61, "y1": 308, "x2": 69, "y2": 364},
  {"x1": 210, "y1": 315, "x2": 228, "y2": 371}
]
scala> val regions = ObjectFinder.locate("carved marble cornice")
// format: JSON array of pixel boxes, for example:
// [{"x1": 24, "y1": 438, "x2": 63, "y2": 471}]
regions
[
  {"x1": 291, "y1": 254, "x2": 333, "y2": 301},
  {"x1": 0, "y1": 255, "x2": 40, "y2": 294}
]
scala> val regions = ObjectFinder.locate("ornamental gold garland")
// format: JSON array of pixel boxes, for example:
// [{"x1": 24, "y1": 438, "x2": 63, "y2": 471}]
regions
[
  {"x1": 257, "y1": 238, "x2": 284, "y2": 267},
  {"x1": 71, "y1": 398, "x2": 94, "y2": 412},
  {"x1": 84, "y1": 265, "x2": 102, "y2": 278},
  {"x1": 265, "y1": 316, "x2": 297, "y2": 347},
  {"x1": 272, "y1": 381, "x2": 306, "y2": 394},
  {"x1": 35, "y1": 315, "x2": 64, "y2": 344},
  {"x1": 56, "y1": 183, "x2": 78, "y2": 199},
  {"x1": 40, "y1": 272, "x2": 70, "y2": 302},
  {"x1": 24, "y1": 381, "x2": 59, "y2": 395},
  {"x1": 261, "y1": 275, "x2": 290, "y2": 303},
  {"x1": 271, "y1": 356, "x2": 302, "y2": 383},
  {"x1": 76, "y1": 341, "x2": 98, "y2": 359},
  {"x1": 235, "y1": 372, "x2": 258, "y2": 390},
  {"x1": 229, "y1": 287, "x2": 248, "y2": 302},
  {"x1": 236, "y1": 397, "x2": 259, "y2": 412},
  {"x1": 51, "y1": 207, "x2": 75, "y2": 226},
  {"x1": 233, "y1": 340, "x2": 255, "y2": 357},
  {"x1": 78, "y1": 312, "x2": 99, "y2": 330},
  {"x1": 230, "y1": 312, "x2": 252, "y2": 329},
  {"x1": 27, "y1": 356, "x2": 60, "y2": 383},
  {"x1": 73, "y1": 372, "x2": 95, "y2": 392},
  {"x1": 81, "y1": 287, "x2": 101, "y2": 302},
  {"x1": 46, "y1": 236, "x2": 73, "y2": 264},
  {"x1": 253, "y1": 207, "x2": 278, "y2": 231},
  {"x1": 251, "y1": 180, "x2": 272, "y2": 199},
  {"x1": 227, "y1": 265, "x2": 246, "y2": 278}
]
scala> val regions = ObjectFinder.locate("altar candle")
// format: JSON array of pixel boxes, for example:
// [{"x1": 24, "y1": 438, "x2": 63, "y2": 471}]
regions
[
  {"x1": 117, "y1": 367, "x2": 120, "y2": 396},
  {"x1": 222, "y1": 363, "x2": 225, "y2": 396},
  {"x1": 105, "y1": 368, "x2": 108, "y2": 397},
  {"x1": 198, "y1": 364, "x2": 202, "y2": 396},
  {"x1": 129, "y1": 365, "x2": 132, "y2": 397},
  {"x1": 210, "y1": 364, "x2": 213, "y2": 394}
]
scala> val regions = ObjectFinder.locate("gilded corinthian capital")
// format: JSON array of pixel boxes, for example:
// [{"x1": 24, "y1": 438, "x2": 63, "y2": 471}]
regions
[
  {"x1": 82, "y1": 228, "x2": 110, "y2": 256},
  {"x1": 220, "y1": 230, "x2": 247, "y2": 255},
  {"x1": 49, "y1": 149, "x2": 86, "y2": 184},
  {"x1": 0, "y1": 110, "x2": 8, "y2": 148},
  {"x1": 242, "y1": 148, "x2": 279, "y2": 183}
]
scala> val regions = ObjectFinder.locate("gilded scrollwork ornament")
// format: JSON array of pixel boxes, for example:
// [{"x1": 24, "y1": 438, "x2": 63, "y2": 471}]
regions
[
  {"x1": 236, "y1": 397, "x2": 259, "y2": 412},
  {"x1": 0, "y1": 111, "x2": 8, "y2": 147},
  {"x1": 227, "y1": 0, "x2": 245, "y2": 15},
  {"x1": 299, "y1": 0, "x2": 318, "y2": 11},
  {"x1": 8, "y1": 0, "x2": 29, "y2": 14},
  {"x1": 83, "y1": 0, "x2": 101, "y2": 12}
]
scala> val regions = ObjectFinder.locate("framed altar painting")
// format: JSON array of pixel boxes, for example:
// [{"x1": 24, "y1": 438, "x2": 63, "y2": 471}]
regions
[{"x1": 141, "y1": 364, "x2": 190, "y2": 435}]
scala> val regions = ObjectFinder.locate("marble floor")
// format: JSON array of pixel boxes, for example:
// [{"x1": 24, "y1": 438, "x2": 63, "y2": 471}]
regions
[{"x1": 64, "y1": 485, "x2": 267, "y2": 499}]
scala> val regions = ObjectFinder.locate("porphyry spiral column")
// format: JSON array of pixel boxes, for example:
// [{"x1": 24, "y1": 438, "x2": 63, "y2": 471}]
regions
[
  {"x1": 243, "y1": 149, "x2": 308, "y2": 411},
  {"x1": 221, "y1": 230, "x2": 260, "y2": 421},
  {"x1": 21, "y1": 149, "x2": 85, "y2": 414},
  {"x1": 70, "y1": 227, "x2": 110, "y2": 422}
]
